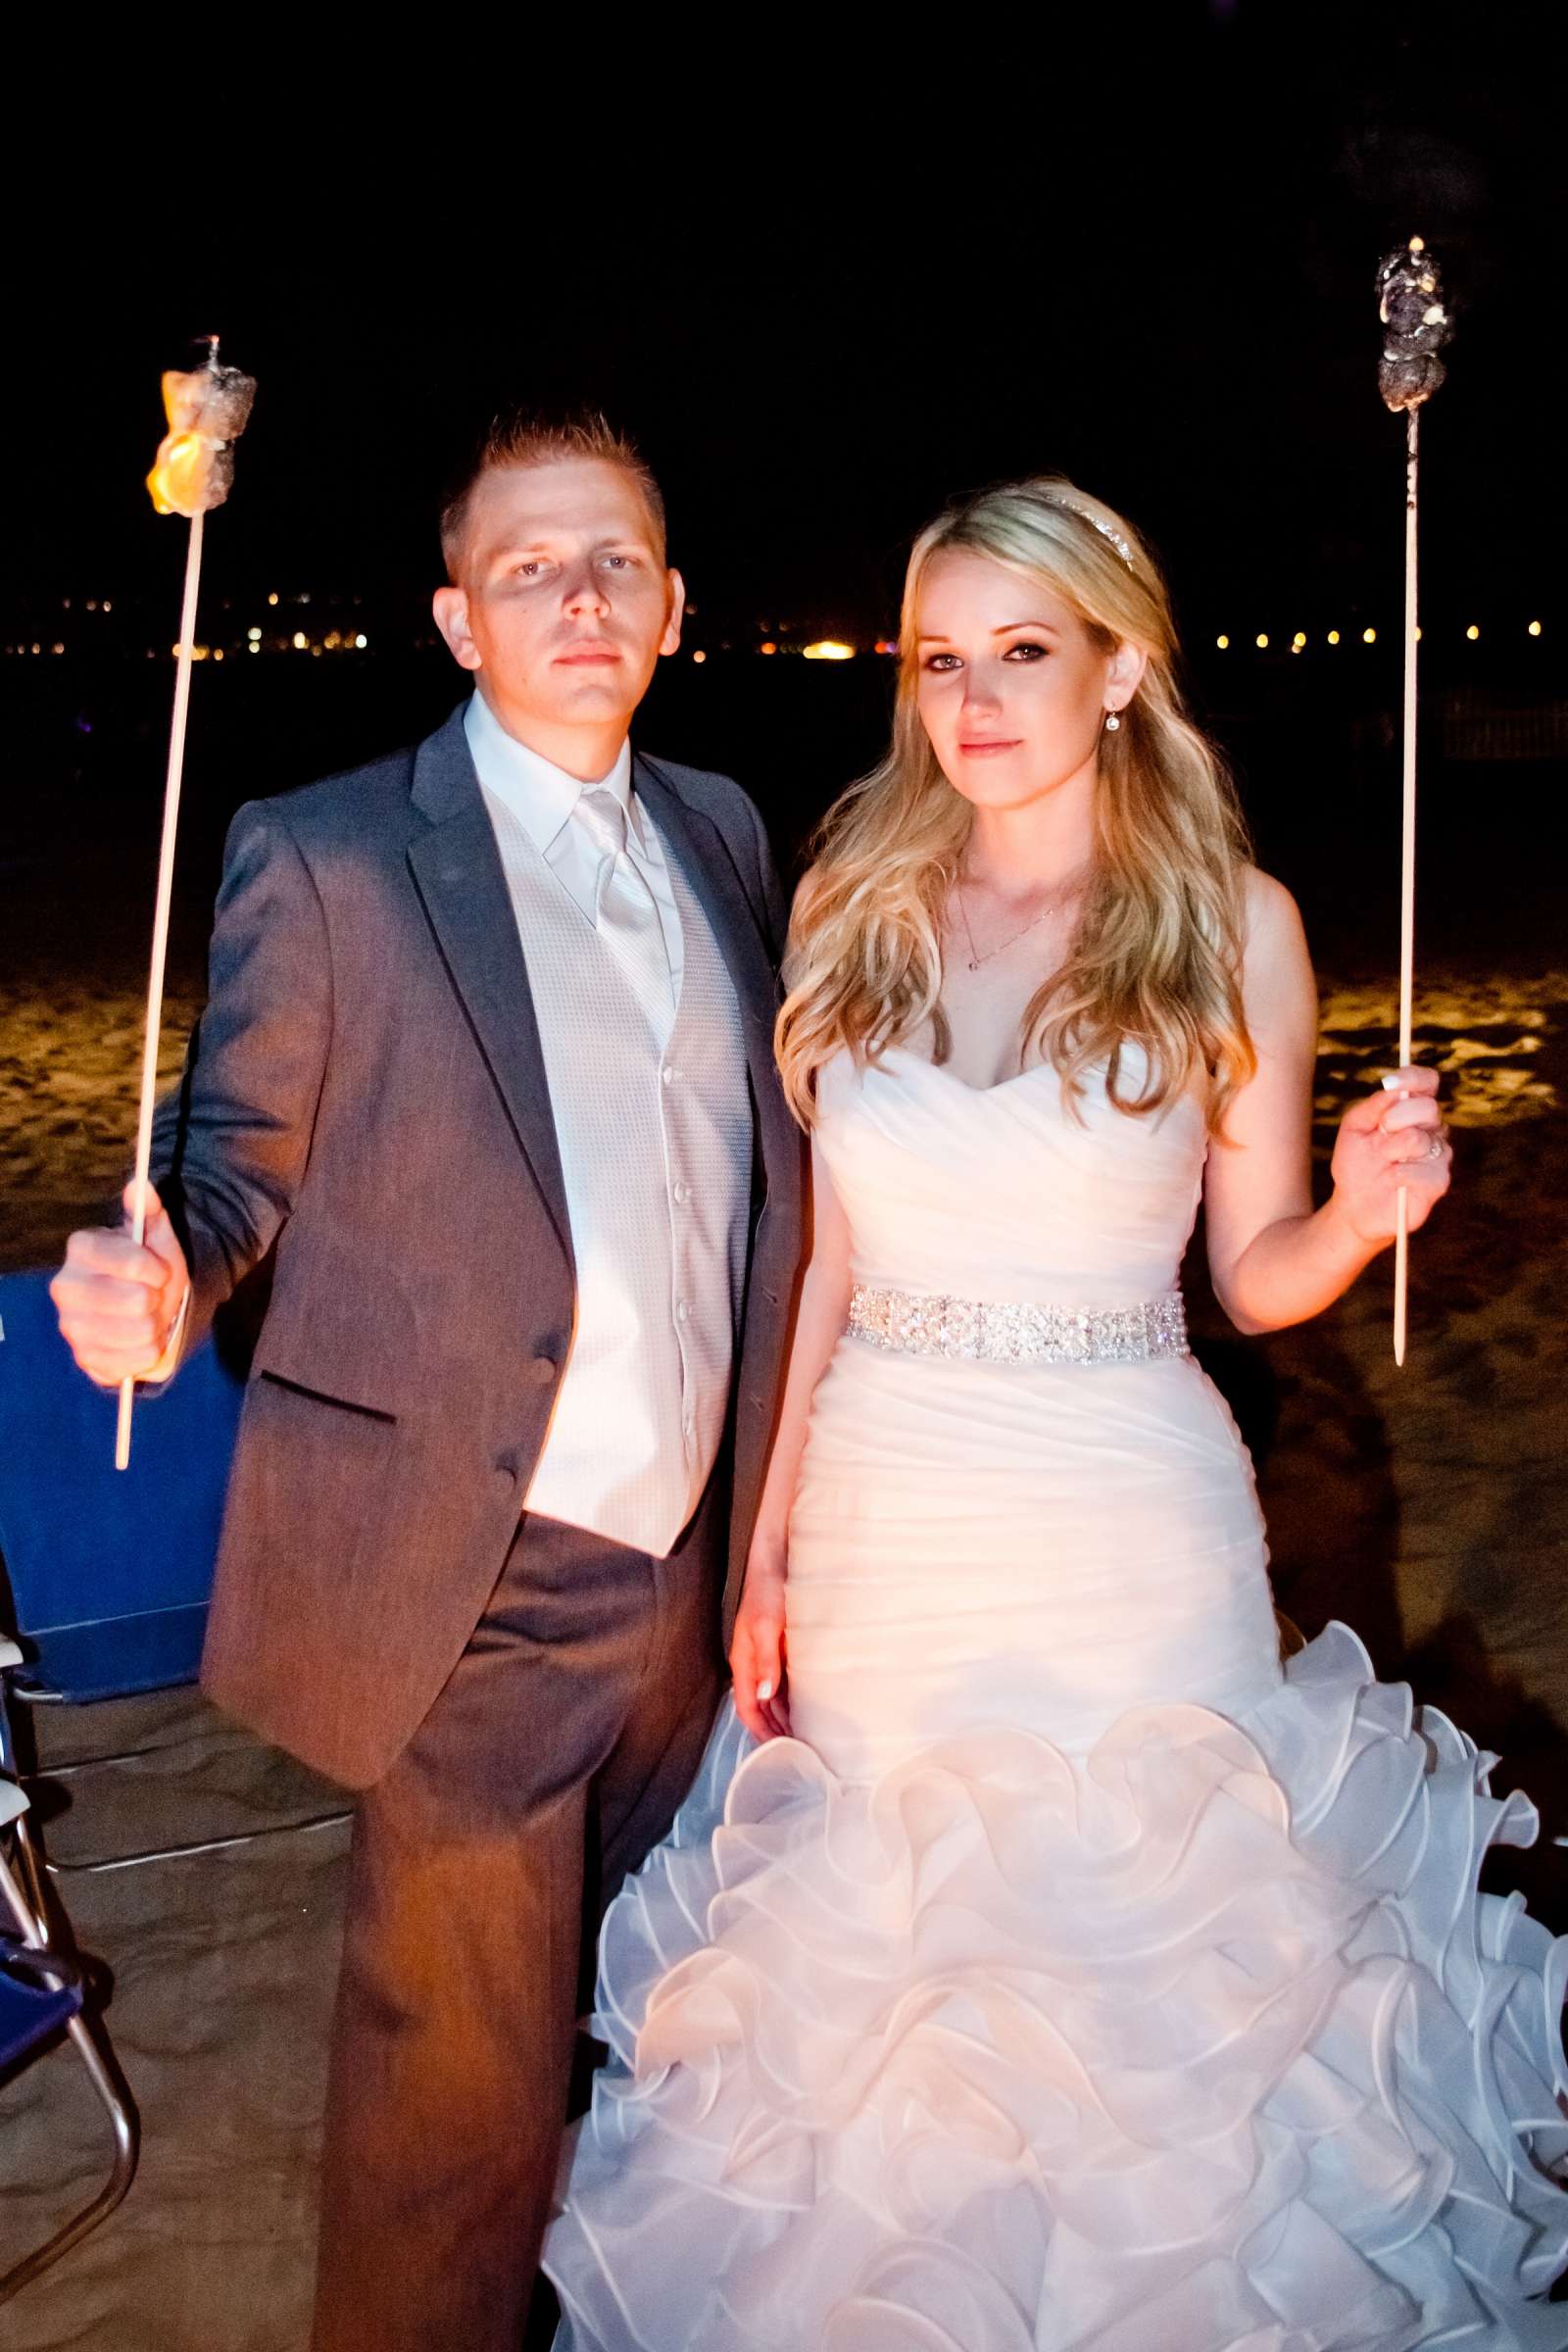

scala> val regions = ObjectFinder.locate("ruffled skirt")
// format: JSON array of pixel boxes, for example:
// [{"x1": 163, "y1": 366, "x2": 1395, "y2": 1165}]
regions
[{"x1": 544, "y1": 1625, "x2": 1568, "y2": 2349}]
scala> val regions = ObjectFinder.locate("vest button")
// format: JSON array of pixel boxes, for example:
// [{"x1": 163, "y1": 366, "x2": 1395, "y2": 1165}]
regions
[{"x1": 527, "y1": 1354, "x2": 558, "y2": 1388}]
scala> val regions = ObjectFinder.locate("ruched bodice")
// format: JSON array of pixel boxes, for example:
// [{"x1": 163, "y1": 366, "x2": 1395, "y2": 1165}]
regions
[
  {"x1": 816, "y1": 1045, "x2": 1204, "y2": 1306},
  {"x1": 547, "y1": 1047, "x2": 1568, "y2": 2350},
  {"x1": 787, "y1": 1046, "x2": 1281, "y2": 1775}
]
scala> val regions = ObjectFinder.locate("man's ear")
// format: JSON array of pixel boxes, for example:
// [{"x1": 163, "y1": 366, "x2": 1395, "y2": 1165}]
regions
[
  {"x1": 433, "y1": 584, "x2": 482, "y2": 673},
  {"x1": 1104, "y1": 638, "x2": 1148, "y2": 714},
  {"x1": 659, "y1": 567, "x2": 686, "y2": 659}
]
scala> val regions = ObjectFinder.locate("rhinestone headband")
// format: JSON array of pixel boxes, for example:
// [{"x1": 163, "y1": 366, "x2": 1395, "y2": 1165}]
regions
[{"x1": 1044, "y1": 496, "x2": 1137, "y2": 573}]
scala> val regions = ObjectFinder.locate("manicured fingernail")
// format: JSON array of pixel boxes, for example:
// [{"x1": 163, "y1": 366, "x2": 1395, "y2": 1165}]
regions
[
  {"x1": 757, "y1": 1680, "x2": 773, "y2": 1702},
  {"x1": 1381, "y1": 1073, "x2": 1402, "y2": 1091}
]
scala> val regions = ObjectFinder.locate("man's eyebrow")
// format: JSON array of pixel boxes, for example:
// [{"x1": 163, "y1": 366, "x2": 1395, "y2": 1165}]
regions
[{"x1": 485, "y1": 532, "x2": 648, "y2": 563}]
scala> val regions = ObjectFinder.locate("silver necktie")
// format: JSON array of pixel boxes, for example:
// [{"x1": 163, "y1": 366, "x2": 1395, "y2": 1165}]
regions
[{"x1": 576, "y1": 787, "x2": 673, "y2": 1028}]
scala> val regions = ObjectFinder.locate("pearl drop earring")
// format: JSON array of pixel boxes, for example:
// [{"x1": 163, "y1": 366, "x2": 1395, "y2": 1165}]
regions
[{"x1": 1103, "y1": 711, "x2": 1121, "y2": 732}]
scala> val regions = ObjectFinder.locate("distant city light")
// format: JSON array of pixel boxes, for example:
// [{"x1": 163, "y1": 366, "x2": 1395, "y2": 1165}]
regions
[
  {"x1": 213, "y1": 648, "x2": 223, "y2": 662},
  {"x1": 30, "y1": 598, "x2": 1544, "y2": 668}
]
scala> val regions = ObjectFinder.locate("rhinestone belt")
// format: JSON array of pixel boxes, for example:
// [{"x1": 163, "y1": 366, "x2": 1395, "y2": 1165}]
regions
[{"x1": 847, "y1": 1283, "x2": 1189, "y2": 1366}]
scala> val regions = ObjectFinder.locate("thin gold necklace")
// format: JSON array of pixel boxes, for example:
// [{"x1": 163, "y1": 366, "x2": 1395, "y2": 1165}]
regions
[{"x1": 954, "y1": 870, "x2": 1087, "y2": 972}]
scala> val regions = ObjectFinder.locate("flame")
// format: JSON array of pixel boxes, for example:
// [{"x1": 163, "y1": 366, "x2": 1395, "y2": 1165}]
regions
[
  {"x1": 146, "y1": 358, "x2": 256, "y2": 518},
  {"x1": 148, "y1": 427, "x2": 217, "y2": 517}
]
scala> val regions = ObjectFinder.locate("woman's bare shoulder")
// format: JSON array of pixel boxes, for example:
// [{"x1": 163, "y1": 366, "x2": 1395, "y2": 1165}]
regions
[
  {"x1": 1241, "y1": 862, "x2": 1305, "y2": 950},
  {"x1": 1238, "y1": 864, "x2": 1315, "y2": 1032}
]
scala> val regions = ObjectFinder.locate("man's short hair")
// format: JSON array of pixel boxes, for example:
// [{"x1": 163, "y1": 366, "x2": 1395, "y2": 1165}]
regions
[{"x1": 439, "y1": 410, "x2": 666, "y2": 580}]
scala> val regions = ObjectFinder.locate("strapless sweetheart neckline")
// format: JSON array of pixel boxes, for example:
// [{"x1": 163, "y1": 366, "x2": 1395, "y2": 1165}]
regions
[{"x1": 874, "y1": 1042, "x2": 1052, "y2": 1099}]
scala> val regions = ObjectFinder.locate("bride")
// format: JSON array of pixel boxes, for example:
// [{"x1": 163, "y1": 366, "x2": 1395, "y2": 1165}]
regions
[{"x1": 543, "y1": 479, "x2": 1568, "y2": 2348}]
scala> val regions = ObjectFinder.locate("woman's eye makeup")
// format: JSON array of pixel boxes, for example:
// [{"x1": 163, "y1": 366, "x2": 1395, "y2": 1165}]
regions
[{"x1": 920, "y1": 641, "x2": 1049, "y2": 669}]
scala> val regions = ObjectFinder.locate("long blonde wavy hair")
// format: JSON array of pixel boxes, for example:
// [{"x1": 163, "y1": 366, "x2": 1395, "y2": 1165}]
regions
[{"x1": 775, "y1": 477, "x2": 1256, "y2": 1129}]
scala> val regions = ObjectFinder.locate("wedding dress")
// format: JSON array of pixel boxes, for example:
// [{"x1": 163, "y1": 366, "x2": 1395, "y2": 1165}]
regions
[{"x1": 545, "y1": 1044, "x2": 1568, "y2": 2349}]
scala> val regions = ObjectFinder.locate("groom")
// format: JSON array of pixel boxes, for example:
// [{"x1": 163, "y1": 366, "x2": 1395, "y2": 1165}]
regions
[{"x1": 50, "y1": 415, "x2": 803, "y2": 2350}]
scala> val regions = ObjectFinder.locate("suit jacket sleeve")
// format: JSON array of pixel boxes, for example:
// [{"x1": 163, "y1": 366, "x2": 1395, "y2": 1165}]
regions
[{"x1": 151, "y1": 799, "x2": 333, "y2": 1359}]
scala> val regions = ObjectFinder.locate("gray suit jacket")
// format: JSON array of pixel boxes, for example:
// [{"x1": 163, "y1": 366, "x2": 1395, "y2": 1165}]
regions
[{"x1": 154, "y1": 705, "x2": 804, "y2": 1788}]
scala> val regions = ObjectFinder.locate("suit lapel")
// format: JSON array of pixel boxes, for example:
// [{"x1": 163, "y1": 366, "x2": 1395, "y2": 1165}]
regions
[
  {"x1": 406, "y1": 710, "x2": 574, "y2": 1262},
  {"x1": 633, "y1": 756, "x2": 781, "y2": 1085}
]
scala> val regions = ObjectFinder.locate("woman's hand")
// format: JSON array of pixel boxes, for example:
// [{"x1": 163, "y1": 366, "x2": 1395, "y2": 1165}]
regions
[
  {"x1": 1329, "y1": 1065, "x2": 1451, "y2": 1247},
  {"x1": 730, "y1": 1550, "x2": 790, "y2": 1743}
]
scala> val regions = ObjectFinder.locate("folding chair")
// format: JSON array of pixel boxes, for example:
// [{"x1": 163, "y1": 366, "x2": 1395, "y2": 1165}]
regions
[
  {"x1": 0, "y1": 1775, "x2": 135, "y2": 2304},
  {"x1": 0, "y1": 1267, "x2": 348, "y2": 1890}
]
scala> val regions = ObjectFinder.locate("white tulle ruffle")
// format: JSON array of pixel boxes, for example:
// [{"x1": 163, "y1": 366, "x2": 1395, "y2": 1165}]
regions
[{"x1": 545, "y1": 1623, "x2": 1568, "y2": 2350}]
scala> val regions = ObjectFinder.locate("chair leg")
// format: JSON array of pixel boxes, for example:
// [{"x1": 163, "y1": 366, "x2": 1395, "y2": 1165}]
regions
[
  {"x1": 0, "y1": 1850, "x2": 139, "y2": 2306},
  {"x1": 44, "y1": 1805, "x2": 353, "y2": 1876},
  {"x1": 4, "y1": 1804, "x2": 55, "y2": 1936},
  {"x1": 0, "y1": 1691, "x2": 53, "y2": 1937}
]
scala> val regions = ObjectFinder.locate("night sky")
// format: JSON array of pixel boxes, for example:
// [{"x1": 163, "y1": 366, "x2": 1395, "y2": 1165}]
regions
[{"x1": 5, "y1": 5, "x2": 1566, "y2": 650}]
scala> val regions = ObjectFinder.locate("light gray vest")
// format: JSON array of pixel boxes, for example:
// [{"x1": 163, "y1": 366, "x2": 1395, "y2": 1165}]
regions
[{"x1": 485, "y1": 788, "x2": 752, "y2": 1555}]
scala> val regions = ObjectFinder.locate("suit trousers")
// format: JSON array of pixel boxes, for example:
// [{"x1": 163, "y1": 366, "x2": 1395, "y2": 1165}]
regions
[{"x1": 309, "y1": 1478, "x2": 726, "y2": 2352}]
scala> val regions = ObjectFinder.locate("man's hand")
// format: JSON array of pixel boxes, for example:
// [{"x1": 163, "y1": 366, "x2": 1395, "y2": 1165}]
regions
[{"x1": 50, "y1": 1183, "x2": 191, "y2": 1388}]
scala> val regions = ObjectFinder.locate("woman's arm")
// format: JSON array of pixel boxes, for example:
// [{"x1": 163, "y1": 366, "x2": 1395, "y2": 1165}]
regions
[
  {"x1": 1203, "y1": 869, "x2": 1450, "y2": 1335},
  {"x1": 730, "y1": 1135, "x2": 854, "y2": 1740}
]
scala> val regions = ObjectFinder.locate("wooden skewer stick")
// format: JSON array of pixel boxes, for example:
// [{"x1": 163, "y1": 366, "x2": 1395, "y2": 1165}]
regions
[
  {"x1": 116, "y1": 507, "x2": 206, "y2": 1469},
  {"x1": 1394, "y1": 406, "x2": 1419, "y2": 1368}
]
